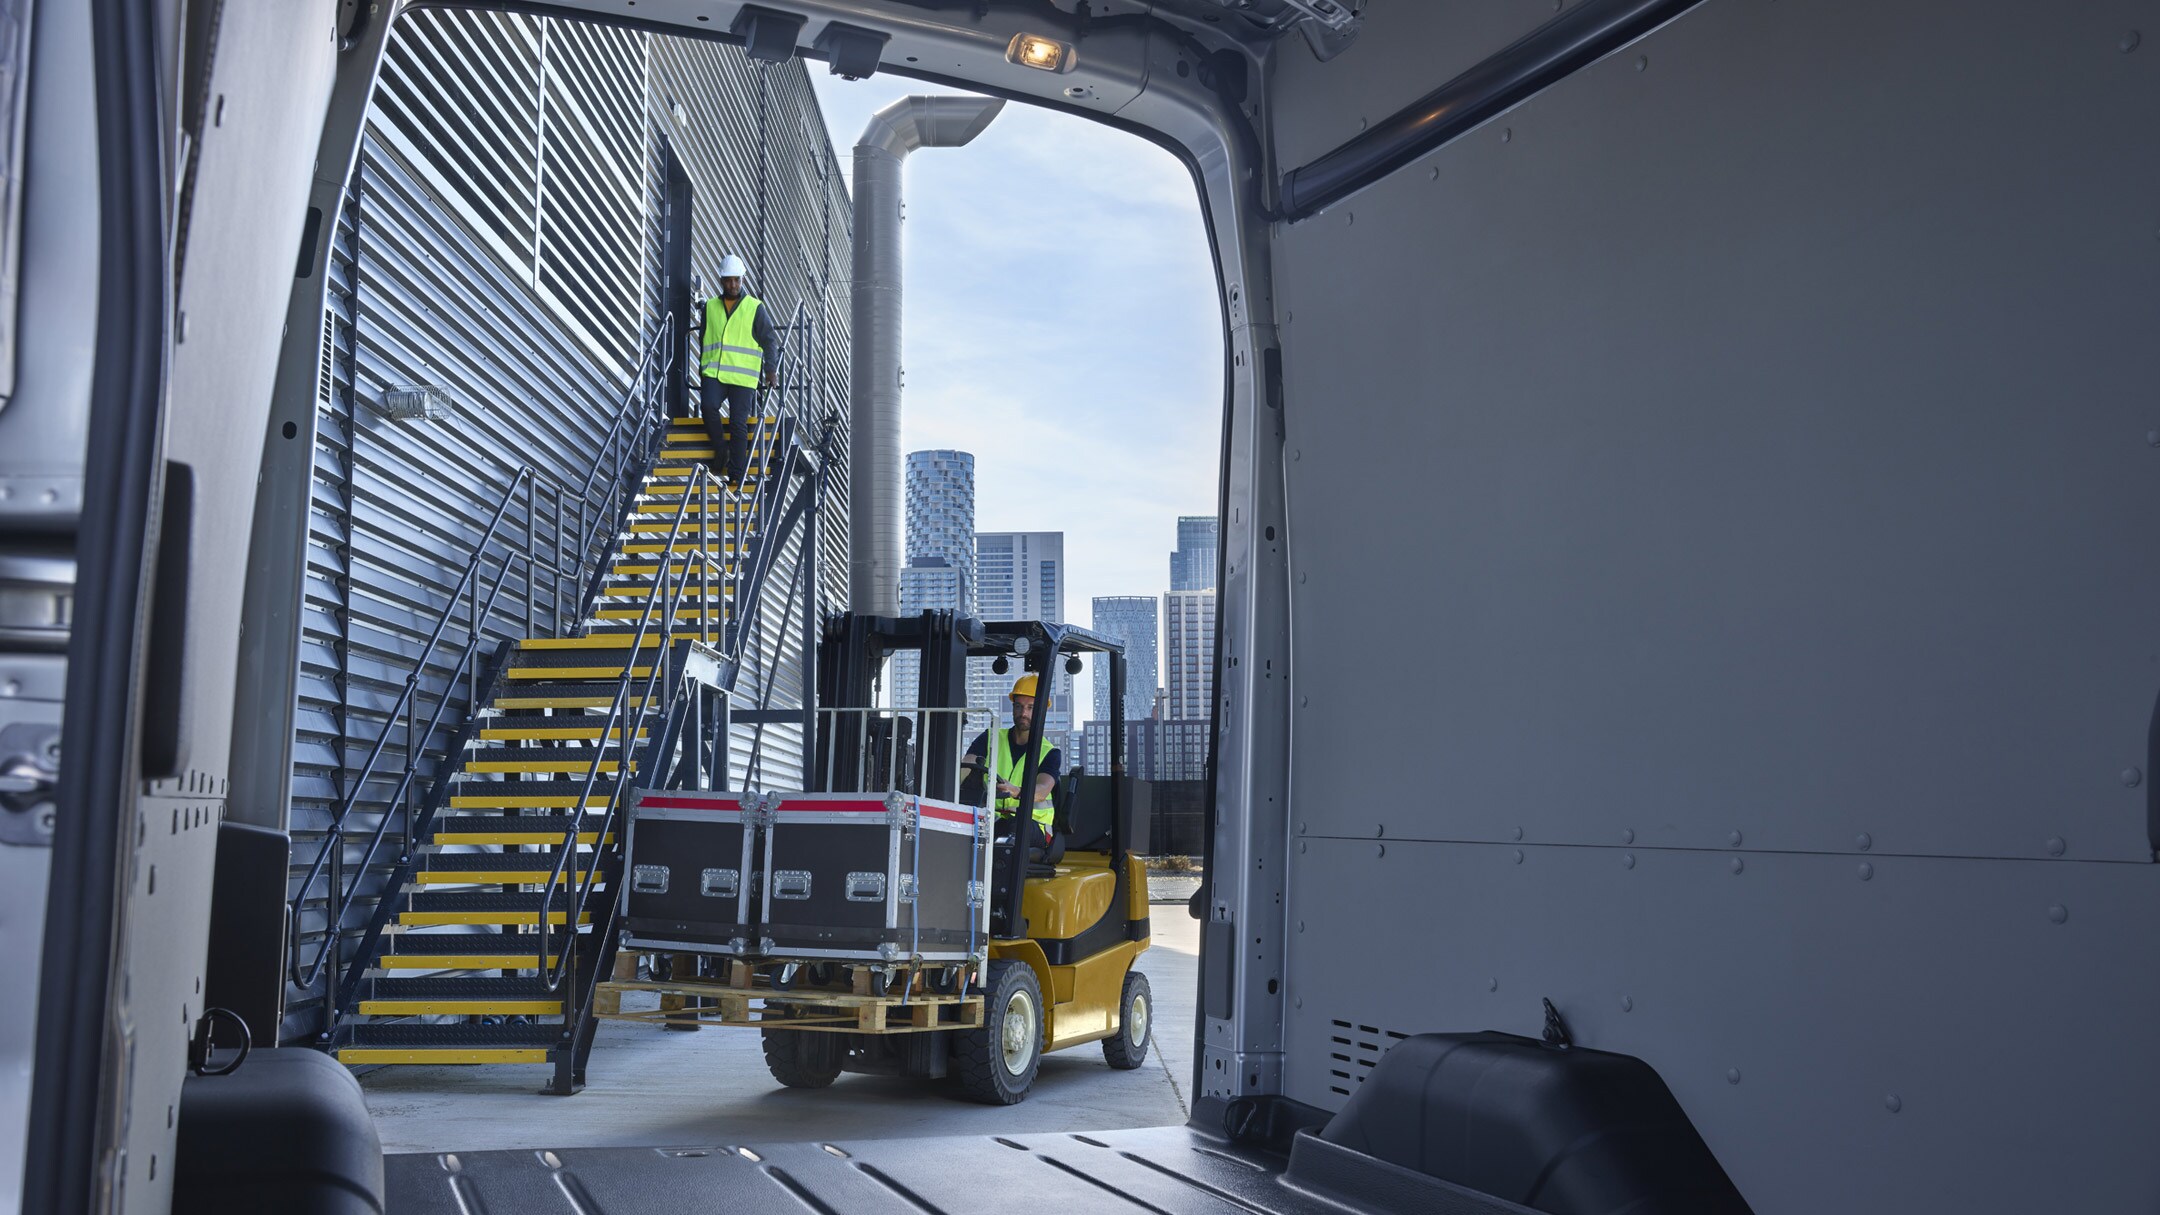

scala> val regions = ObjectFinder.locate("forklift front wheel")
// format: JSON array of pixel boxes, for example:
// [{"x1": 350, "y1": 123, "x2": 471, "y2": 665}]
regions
[
  {"x1": 953, "y1": 960, "x2": 1043, "y2": 1104},
  {"x1": 1103, "y1": 968, "x2": 1152, "y2": 1070},
  {"x1": 761, "y1": 1023, "x2": 843, "y2": 1090}
]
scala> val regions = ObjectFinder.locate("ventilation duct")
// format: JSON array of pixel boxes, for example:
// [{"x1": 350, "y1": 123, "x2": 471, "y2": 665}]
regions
[{"x1": 848, "y1": 95, "x2": 1005, "y2": 616}]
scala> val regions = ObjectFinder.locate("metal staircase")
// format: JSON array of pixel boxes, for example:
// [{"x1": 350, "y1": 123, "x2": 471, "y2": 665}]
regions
[{"x1": 289, "y1": 310, "x2": 835, "y2": 1094}]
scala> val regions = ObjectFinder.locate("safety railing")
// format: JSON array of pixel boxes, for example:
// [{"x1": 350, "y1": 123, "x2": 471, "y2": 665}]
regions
[
  {"x1": 812, "y1": 706, "x2": 992, "y2": 806},
  {"x1": 537, "y1": 461, "x2": 730, "y2": 996},
  {"x1": 287, "y1": 467, "x2": 536, "y2": 993},
  {"x1": 288, "y1": 314, "x2": 677, "y2": 1012}
]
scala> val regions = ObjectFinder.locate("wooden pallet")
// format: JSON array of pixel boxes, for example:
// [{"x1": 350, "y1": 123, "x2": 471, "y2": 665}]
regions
[{"x1": 592, "y1": 978, "x2": 983, "y2": 1034}]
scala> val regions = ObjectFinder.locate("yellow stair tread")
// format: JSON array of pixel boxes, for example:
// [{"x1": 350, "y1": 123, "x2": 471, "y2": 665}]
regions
[
  {"x1": 427, "y1": 821, "x2": 617, "y2": 843},
  {"x1": 396, "y1": 910, "x2": 592, "y2": 926},
  {"x1": 411, "y1": 869, "x2": 596, "y2": 884},
  {"x1": 630, "y1": 502, "x2": 749, "y2": 515},
  {"x1": 638, "y1": 484, "x2": 762, "y2": 498},
  {"x1": 519, "y1": 635, "x2": 675, "y2": 650},
  {"x1": 463, "y1": 760, "x2": 628, "y2": 774},
  {"x1": 489, "y1": 695, "x2": 654, "y2": 710},
  {"x1": 596, "y1": 601, "x2": 730, "y2": 613},
  {"x1": 477, "y1": 724, "x2": 650, "y2": 739},
  {"x1": 504, "y1": 666, "x2": 653, "y2": 680},
  {"x1": 448, "y1": 794, "x2": 614, "y2": 809},
  {"x1": 355, "y1": 1000, "x2": 564, "y2": 1015},
  {"x1": 337, "y1": 1048, "x2": 550, "y2": 1064},
  {"x1": 373, "y1": 952, "x2": 561, "y2": 968},
  {"x1": 609, "y1": 562, "x2": 731, "y2": 576}
]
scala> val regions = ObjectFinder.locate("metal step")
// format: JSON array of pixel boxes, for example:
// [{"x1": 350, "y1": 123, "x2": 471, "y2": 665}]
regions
[
  {"x1": 338, "y1": 1022, "x2": 559, "y2": 1065},
  {"x1": 357, "y1": 979, "x2": 565, "y2": 1018},
  {"x1": 461, "y1": 754, "x2": 633, "y2": 778},
  {"x1": 371, "y1": 931, "x2": 563, "y2": 970},
  {"x1": 411, "y1": 852, "x2": 601, "y2": 883},
  {"x1": 503, "y1": 662, "x2": 652, "y2": 681},
  {"x1": 426, "y1": 814, "x2": 612, "y2": 845},
  {"x1": 616, "y1": 540, "x2": 742, "y2": 556},
  {"x1": 595, "y1": 583, "x2": 731, "y2": 601},
  {"x1": 664, "y1": 417, "x2": 775, "y2": 439},
  {"x1": 589, "y1": 606, "x2": 728, "y2": 621},
  {"x1": 475, "y1": 722, "x2": 650, "y2": 742},
  {"x1": 489, "y1": 687, "x2": 657, "y2": 711},
  {"x1": 622, "y1": 514, "x2": 738, "y2": 529},
  {"x1": 627, "y1": 501, "x2": 749, "y2": 516},
  {"x1": 519, "y1": 635, "x2": 672, "y2": 651},
  {"x1": 399, "y1": 889, "x2": 593, "y2": 927},
  {"x1": 366, "y1": 975, "x2": 563, "y2": 1000}
]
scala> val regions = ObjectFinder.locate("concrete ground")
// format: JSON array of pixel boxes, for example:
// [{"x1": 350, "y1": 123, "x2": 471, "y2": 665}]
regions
[{"x1": 362, "y1": 912, "x2": 1200, "y2": 1153}]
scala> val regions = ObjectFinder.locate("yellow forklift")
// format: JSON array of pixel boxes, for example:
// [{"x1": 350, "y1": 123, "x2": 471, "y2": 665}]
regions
[{"x1": 610, "y1": 612, "x2": 1155, "y2": 1104}]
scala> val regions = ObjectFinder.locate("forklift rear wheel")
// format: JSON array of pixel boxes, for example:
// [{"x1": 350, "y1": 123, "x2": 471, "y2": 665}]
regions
[
  {"x1": 761, "y1": 1024, "x2": 843, "y2": 1089},
  {"x1": 1102, "y1": 968, "x2": 1152, "y2": 1070},
  {"x1": 952, "y1": 960, "x2": 1043, "y2": 1104}
]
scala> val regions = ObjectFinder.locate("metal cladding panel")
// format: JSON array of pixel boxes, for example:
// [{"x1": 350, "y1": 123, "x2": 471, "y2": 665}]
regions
[
  {"x1": 649, "y1": 39, "x2": 851, "y2": 614},
  {"x1": 1264, "y1": 0, "x2": 2160, "y2": 1208},
  {"x1": 284, "y1": 9, "x2": 655, "y2": 1039},
  {"x1": 283, "y1": 13, "x2": 850, "y2": 1040}
]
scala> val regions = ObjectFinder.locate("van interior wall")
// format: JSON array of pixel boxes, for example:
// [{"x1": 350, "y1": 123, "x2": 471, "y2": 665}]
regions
[{"x1": 1264, "y1": 2, "x2": 2160, "y2": 1212}]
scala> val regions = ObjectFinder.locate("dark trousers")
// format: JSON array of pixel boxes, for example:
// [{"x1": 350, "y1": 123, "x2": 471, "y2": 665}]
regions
[
  {"x1": 993, "y1": 817, "x2": 1052, "y2": 851},
  {"x1": 698, "y1": 377, "x2": 758, "y2": 485}
]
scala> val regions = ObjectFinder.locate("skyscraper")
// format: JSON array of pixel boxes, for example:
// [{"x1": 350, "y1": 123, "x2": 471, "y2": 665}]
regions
[
  {"x1": 1170, "y1": 515, "x2": 1218, "y2": 593},
  {"x1": 1163, "y1": 588, "x2": 1217, "y2": 721},
  {"x1": 906, "y1": 451, "x2": 978, "y2": 603},
  {"x1": 893, "y1": 451, "x2": 977, "y2": 711},
  {"x1": 978, "y1": 531, "x2": 1071, "y2": 742},
  {"x1": 1091, "y1": 596, "x2": 1159, "y2": 723}
]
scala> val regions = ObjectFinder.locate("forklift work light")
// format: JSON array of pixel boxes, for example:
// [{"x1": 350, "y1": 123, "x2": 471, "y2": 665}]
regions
[{"x1": 1007, "y1": 33, "x2": 1073, "y2": 73}]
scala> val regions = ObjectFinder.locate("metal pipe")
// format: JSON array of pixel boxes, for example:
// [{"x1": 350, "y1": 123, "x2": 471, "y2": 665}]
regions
[
  {"x1": 1279, "y1": 0, "x2": 1702, "y2": 219},
  {"x1": 848, "y1": 95, "x2": 1005, "y2": 615}
]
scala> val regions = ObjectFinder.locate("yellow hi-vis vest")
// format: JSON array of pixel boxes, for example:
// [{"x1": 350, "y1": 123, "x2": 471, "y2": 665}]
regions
[
  {"x1": 700, "y1": 295, "x2": 764, "y2": 386},
  {"x1": 990, "y1": 728, "x2": 1056, "y2": 833}
]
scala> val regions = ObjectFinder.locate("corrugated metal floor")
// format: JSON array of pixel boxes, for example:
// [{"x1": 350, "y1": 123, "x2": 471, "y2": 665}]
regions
[{"x1": 386, "y1": 1125, "x2": 1337, "y2": 1214}]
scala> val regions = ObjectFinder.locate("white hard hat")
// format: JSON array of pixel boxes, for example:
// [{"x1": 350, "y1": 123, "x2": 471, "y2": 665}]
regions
[{"x1": 717, "y1": 254, "x2": 748, "y2": 279}]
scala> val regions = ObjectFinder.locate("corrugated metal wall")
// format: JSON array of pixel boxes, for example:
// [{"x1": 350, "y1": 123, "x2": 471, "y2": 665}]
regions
[
  {"x1": 287, "y1": 11, "x2": 851, "y2": 1040},
  {"x1": 648, "y1": 41, "x2": 854, "y2": 791}
]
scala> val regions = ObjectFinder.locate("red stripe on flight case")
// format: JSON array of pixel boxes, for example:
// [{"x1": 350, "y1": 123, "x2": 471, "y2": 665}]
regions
[{"x1": 638, "y1": 795, "x2": 749, "y2": 810}]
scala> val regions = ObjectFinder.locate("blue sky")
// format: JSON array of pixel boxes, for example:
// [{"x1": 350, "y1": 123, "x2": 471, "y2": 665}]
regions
[{"x1": 807, "y1": 74, "x2": 1221, "y2": 664}]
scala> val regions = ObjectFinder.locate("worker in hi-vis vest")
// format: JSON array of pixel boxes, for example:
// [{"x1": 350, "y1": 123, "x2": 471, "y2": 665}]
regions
[
  {"x1": 697, "y1": 253, "x2": 778, "y2": 487},
  {"x1": 960, "y1": 673, "x2": 1060, "y2": 851}
]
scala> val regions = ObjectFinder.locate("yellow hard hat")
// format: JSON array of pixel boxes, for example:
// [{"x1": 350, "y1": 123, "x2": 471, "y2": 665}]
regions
[{"x1": 1010, "y1": 673, "x2": 1039, "y2": 698}]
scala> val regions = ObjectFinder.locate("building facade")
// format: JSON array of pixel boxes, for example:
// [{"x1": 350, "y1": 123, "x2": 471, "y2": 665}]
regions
[
  {"x1": 904, "y1": 450, "x2": 978, "y2": 605},
  {"x1": 288, "y1": 9, "x2": 849, "y2": 1041},
  {"x1": 1163, "y1": 588, "x2": 1217, "y2": 722},
  {"x1": 978, "y1": 530, "x2": 1071, "y2": 743},
  {"x1": 1091, "y1": 595, "x2": 1160, "y2": 723},
  {"x1": 1170, "y1": 514, "x2": 1219, "y2": 593},
  {"x1": 892, "y1": 450, "x2": 981, "y2": 712},
  {"x1": 1083, "y1": 717, "x2": 1209, "y2": 782}
]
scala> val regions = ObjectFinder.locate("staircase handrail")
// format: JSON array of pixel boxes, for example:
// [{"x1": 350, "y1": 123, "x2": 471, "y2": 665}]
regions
[
  {"x1": 286, "y1": 474, "x2": 531, "y2": 991},
  {"x1": 286, "y1": 315, "x2": 676, "y2": 1000},
  {"x1": 537, "y1": 463, "x2": 729, "y2": 992},
  {"x1": 565, "y1": 314, "x2": 677, "y2": 617}
]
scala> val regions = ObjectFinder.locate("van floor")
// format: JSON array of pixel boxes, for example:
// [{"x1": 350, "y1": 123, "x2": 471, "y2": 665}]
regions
[
  {"x1": 384, "y1": 1123, "x2": 1353, "y2": 1214},
  {"x1": 360, "y1": 915, "x2": 1197, "y2": 1151}
]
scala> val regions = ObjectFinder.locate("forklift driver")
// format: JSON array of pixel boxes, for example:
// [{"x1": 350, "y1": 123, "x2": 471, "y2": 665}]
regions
[{"x1": 960, "y1": 673, "x2": 1060, "y2": 852}]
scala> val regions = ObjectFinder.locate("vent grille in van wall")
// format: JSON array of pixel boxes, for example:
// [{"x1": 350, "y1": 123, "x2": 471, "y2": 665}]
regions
[{"x1": 1328, "y1": 1020, "x2": 1411, "y2": 1096}]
